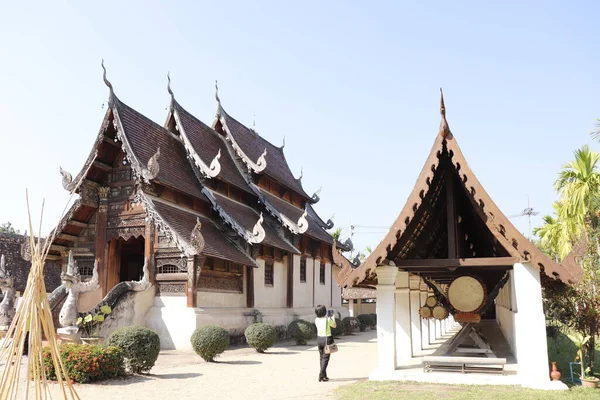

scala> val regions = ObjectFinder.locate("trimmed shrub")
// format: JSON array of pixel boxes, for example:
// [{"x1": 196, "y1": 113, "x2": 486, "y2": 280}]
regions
[
  {"x1": 288, "y1": 319, "x2": 314, "y2": 345},
  {"x1": 331, "y1": 318, "x2": 343, "y2": 338},
  {"x1": 342, "y1": 317, "x2": 360, "y2": 335},
  {"x1": 245, "y1": 323, "x2": 277, "y2": 353},
  {"x1": 41, "y1": 344, "x2": 124, "y2": 383},
  {"x1": 369, "y1": 313, "x2": 377, "y2": 329},
  {"x1": 357, "y1": 314, "x2": 375, "y2": 332},
  {"x1": 191, "y1": 325, "x2": 230, "y2": 362},
  {"x1": 107, "y1": 326, "x2": 160, "y2": 374}
]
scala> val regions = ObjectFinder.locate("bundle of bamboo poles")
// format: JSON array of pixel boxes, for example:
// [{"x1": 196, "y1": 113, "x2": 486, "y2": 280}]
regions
[{"x1": 0, "y1": 193, "x2": 79, "y2": 399}]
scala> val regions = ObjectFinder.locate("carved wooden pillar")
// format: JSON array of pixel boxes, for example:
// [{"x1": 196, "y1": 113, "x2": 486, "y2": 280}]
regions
[
  {"x1": 144, "y1": 221, "x2": 156, "y2": 286},
  {"x1": 186, "y1": 256, "x2": 198, "y2": 307},
  {"x1": 96, "y1": 187, "x2": 109, "y2": 296},
  {"x1": 246, "y1": 265, "x2": 255, "y2": 308},
  {"x1": 106, "y1": 238, "x2": 121, "y2": 294},
  {"x1": 286, "y1": 252, "x2": 294, "y2": 308}
]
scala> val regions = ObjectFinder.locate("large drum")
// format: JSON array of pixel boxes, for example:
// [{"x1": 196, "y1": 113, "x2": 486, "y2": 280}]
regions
[
  {"x1": 425, "y1": 296, "x2": 438, "y2": 307},
  {"x1": 446, "y1": 276, "x2": 487, "y2": 313},
  {"x1": 432, "y1": 305, "x2": 449, "y2": 320},
  {"x1": 419, "y1": 306, "x2": 432, "y2": 319}
]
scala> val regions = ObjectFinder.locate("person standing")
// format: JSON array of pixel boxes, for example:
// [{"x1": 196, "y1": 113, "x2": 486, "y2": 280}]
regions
[{"x1": 314, "y1": 304, "x2": 336, "y2": 382}]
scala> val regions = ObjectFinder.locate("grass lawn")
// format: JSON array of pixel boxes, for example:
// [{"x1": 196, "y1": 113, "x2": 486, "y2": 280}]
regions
[{"x1": 335, "y1": 381, "x2": 599, "y2": 400}]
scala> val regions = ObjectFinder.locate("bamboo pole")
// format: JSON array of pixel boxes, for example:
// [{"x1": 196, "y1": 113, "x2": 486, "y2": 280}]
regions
[{"x1": 0, "y1": 192, "x2": 79, "y2": 399}]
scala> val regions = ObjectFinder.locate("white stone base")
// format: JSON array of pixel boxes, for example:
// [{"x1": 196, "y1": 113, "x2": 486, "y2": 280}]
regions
[
  {"x1": 57, "y1": 326, "x2": 81, "y2": 344},
  {"x1": 522, "y1": 380, "x2": 569, "y2": 391},
  {"x1": 144, "y1": 296, "x2": 349, "y2": 350}
]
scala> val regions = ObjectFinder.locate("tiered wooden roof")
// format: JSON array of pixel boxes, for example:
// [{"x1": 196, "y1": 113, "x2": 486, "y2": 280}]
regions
[
  {"x1": 49, "y1": 65, "x2": 348, "y2": 265},
  {"x1": 336, "y1": 90, "x2": 584, "y2": 289}
]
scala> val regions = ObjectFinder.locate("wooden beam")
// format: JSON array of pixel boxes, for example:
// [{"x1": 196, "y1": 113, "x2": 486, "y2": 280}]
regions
[
  {"x1": 102, "y1": 135, "x2": 120, "y2": 147},
  {"x1": 56, "y1": 233, "x2": 78, "y2": 242},
  {"x1": 93, "y1": 160, "x2": 113, "y2": 171},
  {"x1": 445, "y1": 167, "x2": 458, "y2": 258},
  {"x1": 67, "y1": 220, "x2": 88, "y2": 228},
  {"x1": 45, "y1": 255, "x2": 61, "y2": 261},
  {"x1": 394, "y1": 257, "x2": 518, "y2": 268},
  {"x1": 50, "y1": 244, "x2": 67, "y2": 252}
]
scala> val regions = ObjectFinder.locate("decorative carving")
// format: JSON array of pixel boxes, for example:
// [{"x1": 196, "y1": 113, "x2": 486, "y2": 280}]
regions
[
  {"x1": 20, "y1": 233, "x2": 31, "y2": 262},
  {"x1": 297, "y1": 167, "x2": 303, "y2": 181},
  {"x1": 156, "y1": 258, "x2": 187, "y2": 271},
  {"x1": 199, "y1": 274, "x2": 243, "y2": 293},
  {"x1": 191, "y1": 219, "x2": 205, "y2": 254},
  {"x1": 251, "y1": 213, "x2": 266, "y2": 244},
  {"x1": 107, "y1": 226, "x2": 145, "y2": 241},
  {"x1": 101, "y1": 58, "x2": 114, "y2": 96},
  {"x1": 297, "y1": 210, "x2": 309, "y2": 234},
  {"x1": 98, "y1": 186, "x2": 110, "y2": 200},
  {"x1": 60, "y1": 167, "x2": 74, "y2": 191},
  {"x1": 159, "y1": 283, "x2": 185, "y2": 294},
  {"x1": 59, "y1": 251, "x2": 99, "y2": 327},
  {"x1": 325, "y1": 214, "x2": 335, "y2": 230},
  {"x1": 167, "y1": 72, "x2": 174, "y2": 101},
  {"x1": 141, "y1": 147, "x2": 161, "y2": 181},
  {"x1": 0, "y1": 254, "x2": 16, "y2": 328},
  {"x1": 177, "y1": 108, "x2": 222, "y2": 178},
  {"x1": 311, "y1": 187, "x2": 322, "y2": 204},
  {"x1": 439, "y1": 88, "x2": 451, "y2": 139}
]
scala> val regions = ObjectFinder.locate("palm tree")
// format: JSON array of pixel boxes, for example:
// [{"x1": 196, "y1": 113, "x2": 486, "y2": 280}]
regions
[
  {"x1": 554, "y1": 145, "x2": 600, "y2": 225},
  {"x1": 329, "y1": 227, "x2": 343, "y2": 242},
  {"x1": 534, "y1": 202, "x2": 582, "y2": 260}
]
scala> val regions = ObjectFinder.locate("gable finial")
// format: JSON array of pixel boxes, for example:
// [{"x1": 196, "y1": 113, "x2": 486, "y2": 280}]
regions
[
  {"x1": 167, "y1": 72, "x2": 174, "y2": 100},
  {"x1": 439, "y1": 88, "x2": 451, "y2": 139},
  {"x1": 215, "y1": 80, "x2": 221, "y2": 105},
  {"x1": 281, "y1": 135, "x2": 286, "y2": 149},
  {"x1": 101, "y1": 59, "x2": 114, "y2": 96}
]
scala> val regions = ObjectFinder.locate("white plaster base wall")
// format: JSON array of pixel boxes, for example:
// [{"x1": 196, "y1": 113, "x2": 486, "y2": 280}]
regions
[
  {"x1": 331, "y1": 265, "x2": 342, "y2": 308},
  {"x1": 146, "y1": 294, "x2": 349, "y2": 350},
  {"x1": 96, "y1": 286, "x2": 156, "y2": 339},
  {"x1": 78, "y1": 288, "x2": 102, "y2": 312},
  {"x1": 343, "y1": 301, "x2": 376, "y2": 316},
  {"x1": 293, "y1": 255, "x2": 314, "y2": 308}
]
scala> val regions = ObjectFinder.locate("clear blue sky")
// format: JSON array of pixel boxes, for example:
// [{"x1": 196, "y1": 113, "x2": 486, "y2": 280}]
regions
[{"x1": 0, "y1": 1, "x2": 598, "y2": 255}]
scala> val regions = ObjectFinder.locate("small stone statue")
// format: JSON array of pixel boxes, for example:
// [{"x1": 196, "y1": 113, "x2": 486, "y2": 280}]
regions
[
  {"x1": 0, "y1": 254, "x2": 16, "y2": 329},
  {"x1": 58, "y1": 251, "x2": 99, "y2": 328}
]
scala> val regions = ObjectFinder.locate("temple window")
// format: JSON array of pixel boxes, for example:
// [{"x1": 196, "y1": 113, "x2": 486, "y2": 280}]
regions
[
  {"x1": 300, "y1": 256, "x2": 307, "y2": 283},
  {"x1": 158, "y1": 264, "x2": 179, "y2": 274},
  {"x1": 264, "y1": 259, "x2": 274, "y2": 286},
  {"x1": 319, "y1": 262, "x2": 325, "y2": 285}
]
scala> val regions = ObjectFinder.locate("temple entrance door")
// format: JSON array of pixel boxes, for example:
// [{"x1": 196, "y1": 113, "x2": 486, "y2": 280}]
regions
[{"x1": 119, "y1": 236, "x2": 145, "y2": 282}]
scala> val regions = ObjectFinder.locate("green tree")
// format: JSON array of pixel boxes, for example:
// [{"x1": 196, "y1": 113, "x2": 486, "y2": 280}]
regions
[
  {"x1": 329, "y1": 227, "x2": 343, "y2": 242},
  {"x1": 0, "y1": 222, "x2": 19, "y2": 234},
  {"x1": 533, "y1": 202, "x2": 579, "y2": 260}
]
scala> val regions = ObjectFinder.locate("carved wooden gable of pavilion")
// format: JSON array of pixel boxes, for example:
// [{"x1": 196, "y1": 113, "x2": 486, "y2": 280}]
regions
[{"x1": 336, "y1": 90, "x2": 584, "y2": 295}]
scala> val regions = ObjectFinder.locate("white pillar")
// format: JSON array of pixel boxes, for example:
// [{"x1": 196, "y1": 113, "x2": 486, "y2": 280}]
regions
[
  {"x1": 420, "y1": 290, "x2": 429, "y2": 350},
  {"x1": 435, "y1": 319, "x2": 442, "y2": 340},
  {"x1": 409, "y1": 277, "x2": 422, "y2": 357},
  {"x1": 375, "y1": 265, "x2": 398, "y2": 373},
  {"x1": 513, "y1": 262, "x2": 550, "y2": 382},
  {"x1": 395, "y1": 271, "x2": 412, "y2": 365},
  {"x1": 348, "y1": 299, "x2": 355, "y2": 317},
  {"x1": 429, "y1": 318, "x2": 436, "y2": 344}
]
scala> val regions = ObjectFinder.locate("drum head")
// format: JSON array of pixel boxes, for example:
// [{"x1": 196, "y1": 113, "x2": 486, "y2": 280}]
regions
[
  {"x1": 432, "y1": 305, "x2": 448, "y2": 320},
  {"x1": 425, "y1": 296, "x2": 438, "y2": 307},
  {"x1": 447, "y1": 276, "x2": 486, "y2": 313},
  {"x1": 419, "y1": 306, "x2": 432, "y2": 319}
]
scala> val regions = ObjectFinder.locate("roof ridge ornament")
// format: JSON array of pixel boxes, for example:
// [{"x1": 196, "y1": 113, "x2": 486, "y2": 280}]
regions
[
  {"x1": 311, "y1": 186, "x2": 322, "y2": 203},
  {"x1": 141, "y1": 147, "x2": 161, "y2": 182},
  {"x1": 325, "y1": 213, "x2": 335, "y2": 230},
  {"x1": 297, "y1": 209, "x2": 309, "y2": 234},
  {"x1": 439, "y1": 88, "x2": 451, "y2": 139},
  {"x1": 190, "y1": 218, "x2": 206, "y2": 255},
  {"x1": 167, "y1": 72, "x2": 174, "y2": 101},
  {"x1": 101, "y1": 59, "x2": 114, "y2": 98},
  {"x1": 251, "y1": 213, "x2": 266, "y2": 243},
  {"x1": 281, "y1": 135, "x2": 286, "y2": 150},
  {"x1": 215, "y1": 80, "x2": 221, "y2": 105},
  {"x1": 297, "y1": 167, "x2": 303, "y2": 181}
]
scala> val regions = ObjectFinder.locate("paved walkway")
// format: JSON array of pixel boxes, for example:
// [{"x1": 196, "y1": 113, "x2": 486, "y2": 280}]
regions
[{"x1": 46, "y1": 330, "x2": 378, "y2": 400}]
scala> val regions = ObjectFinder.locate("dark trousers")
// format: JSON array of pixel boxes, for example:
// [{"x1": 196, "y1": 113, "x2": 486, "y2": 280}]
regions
[{"x1": 317, "y1": 336, "x2": 334, "y2": 378}]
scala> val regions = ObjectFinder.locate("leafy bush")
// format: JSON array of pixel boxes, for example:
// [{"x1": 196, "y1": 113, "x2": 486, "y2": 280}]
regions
[
  {"x1": 107, "y1": 326, "x2": 160, "y2": 374},
  {"x1": 288, "y1": 319, "x2": 314, "y2": 345},
  {"x1": 342, "y1": 317, "x2": 360, "y2": 335},
  {"x1": 331, "y1": 318, "x2": 343, "y2": 337},
  {"x1": 357, "y1": 314, "x2": 375, "y2": 332},
  {"x1": 41, "y1": 344, "x2": 124, "y2": 383},
  {"x1": 244, "y1": 323, "x2": 277, "y2": 353},
  {"x1": 369, "y1": 313, "x2": 377, "y2": 329},
  {"x1": 191, "y1": 325, "x2": 230, "y2": 362}
]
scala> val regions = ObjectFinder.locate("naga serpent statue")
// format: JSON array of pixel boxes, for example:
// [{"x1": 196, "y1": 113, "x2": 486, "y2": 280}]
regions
[
  {"x1": 58, "y1": 251, "x2": 99, "y2": 328},
  {"x1": 0, "y1": 254, "x2": 16, "y2": 328}
]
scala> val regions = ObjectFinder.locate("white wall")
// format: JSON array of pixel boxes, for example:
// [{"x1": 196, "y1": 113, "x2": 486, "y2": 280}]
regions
[
  {"x1": 293, "y1": 254, "x2": 313, "y2": 308},
  {"x1": 343, "y1": 301, "x2": 376, "y2": 315},
  {"x1": 331, "y1": 265, "x2": 342, "y2": 308},
  {"x1": 495, "y1": 270, "x2": 516, "y2": 353},
  {"x1": 145, "y1": 295, "x2": 197, "y2": 350},
  {"x1": 314, "y1": 260, "x2": 331, "y2": 307},
  {"x1": 78, "y1": 287, "x2": 102, "y2": 312},
  {"x1": 253, "y1": 258, "x2": 287, "y2": 308}
]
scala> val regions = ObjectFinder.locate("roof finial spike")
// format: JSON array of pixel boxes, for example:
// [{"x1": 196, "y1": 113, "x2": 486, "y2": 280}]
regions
[
  {"x1": 438, "y1": 88, "x2": 451, "y2": 139},
  {"x1": 298, "y1": 167, "x2": 304, "y2": 181},
  {"x1": 215, "y1": 80, "x2": 221, "y2": 105},
  {"x1": 281, "y1": 135, "x2": 286, "y2": 149},
  {"x1": 167, "y1": 72, "x2": 174, "y2": 100},
  {"x1": 101, "y1": 59, "x2": 114, "y2": 96},
  {"x1": 253, "y1": 114, "x2": 256, "y2": 133}
]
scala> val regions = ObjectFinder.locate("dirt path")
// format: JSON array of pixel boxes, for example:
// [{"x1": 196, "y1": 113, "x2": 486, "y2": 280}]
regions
[{"x1": 44, "y1": 330, "x2": 378, "y2": 400}]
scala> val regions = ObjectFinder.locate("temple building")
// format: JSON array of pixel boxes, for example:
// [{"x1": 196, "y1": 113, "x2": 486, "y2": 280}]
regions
[
  {"x1": 334, "y1": 91, "x2": 583, "y2": 387},
  {"x1": 47, "y1": 66, "x2": 351, "y2": 349}
]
